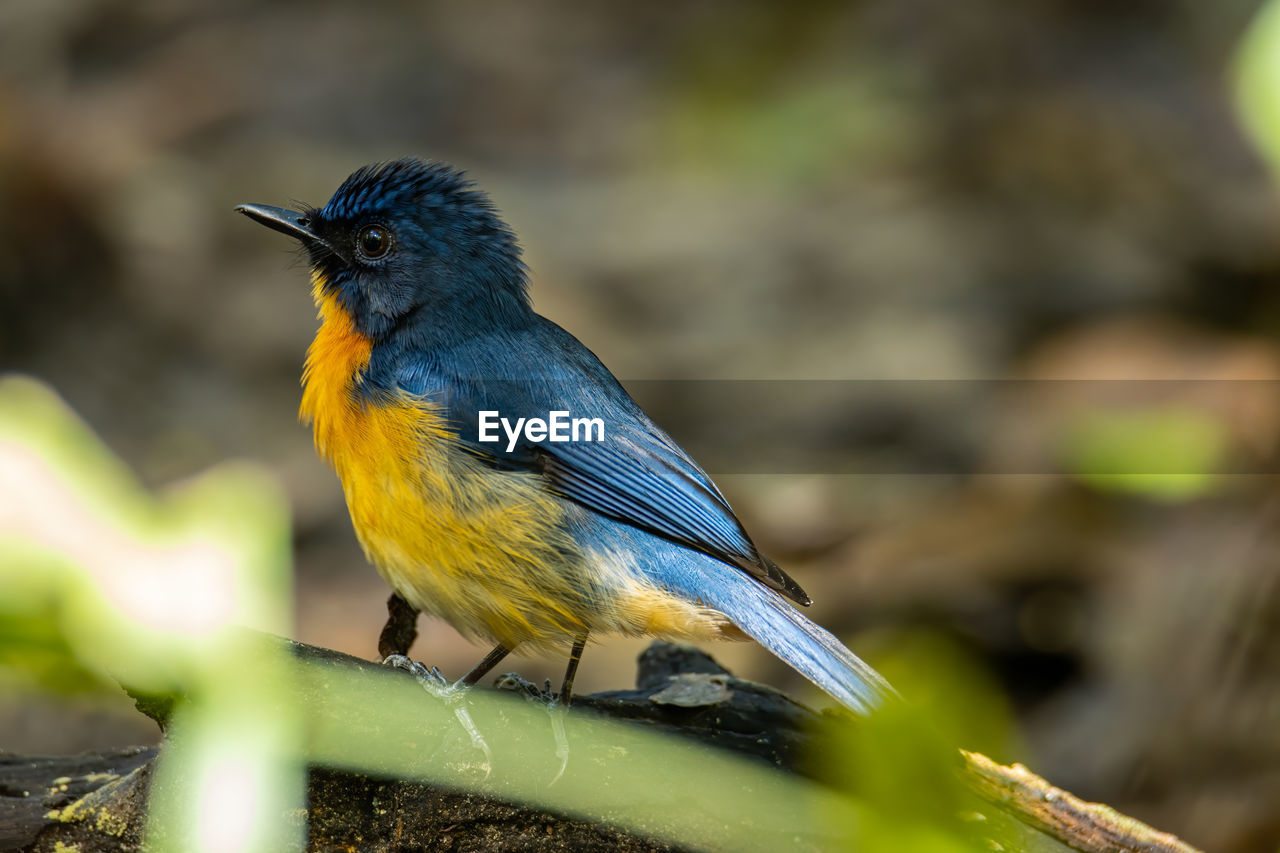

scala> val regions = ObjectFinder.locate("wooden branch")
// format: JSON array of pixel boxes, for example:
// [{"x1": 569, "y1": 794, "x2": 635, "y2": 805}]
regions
[
  {"x1": 0, "y1": 638, "x2": 1204, "y2": 852},
  {"x1": 0, "y1": 749, "x2": 153, "y2": 853},
  {"x1": 960, "y1": 751, "x2": 1203, "y2": 853}
]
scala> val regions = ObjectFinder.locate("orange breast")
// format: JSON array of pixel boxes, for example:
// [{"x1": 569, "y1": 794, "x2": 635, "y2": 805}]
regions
[{"x1": 299, "y1": 277, "x2": 374, "y2": 465}]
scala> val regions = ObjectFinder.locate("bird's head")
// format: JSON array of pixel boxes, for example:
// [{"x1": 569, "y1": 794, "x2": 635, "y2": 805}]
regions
[{"x1": 237, "y1": 158, "x2": 529, "y2": 339}]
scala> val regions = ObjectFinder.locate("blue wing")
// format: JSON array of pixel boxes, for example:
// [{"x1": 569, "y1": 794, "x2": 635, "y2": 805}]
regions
[{"x1": 380, "y1": 316, "x2": 811, "y2": 606}]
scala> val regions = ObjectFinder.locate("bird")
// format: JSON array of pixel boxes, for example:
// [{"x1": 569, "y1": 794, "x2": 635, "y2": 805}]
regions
[{"x1": 236, "y1": 157, "x2": 896, "y2": 715}]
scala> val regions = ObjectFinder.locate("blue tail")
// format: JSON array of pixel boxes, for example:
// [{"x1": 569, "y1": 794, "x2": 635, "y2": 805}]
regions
[{"x1": 671, "y1": 566, "x2": 899, "y2": 715}]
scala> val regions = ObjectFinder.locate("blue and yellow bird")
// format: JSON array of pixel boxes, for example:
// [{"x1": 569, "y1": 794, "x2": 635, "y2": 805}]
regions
[{"x1": 237, "y1": 158, "x2": 895, "y2": 714}]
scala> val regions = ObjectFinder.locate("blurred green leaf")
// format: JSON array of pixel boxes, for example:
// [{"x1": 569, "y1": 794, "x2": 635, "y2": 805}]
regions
[
  {"x1": 1061, "y1": 407, "x2": 1225, "y2": 500},
  {"x1": 0, "y1": 375, "x2": 301, "y2": 853},
  {"x1": 819, "y1": 632, "x2": 1020, "y2": 850},
  {"x1": 1236, "y1": 0, "x2": 1280, "y2": 179}
]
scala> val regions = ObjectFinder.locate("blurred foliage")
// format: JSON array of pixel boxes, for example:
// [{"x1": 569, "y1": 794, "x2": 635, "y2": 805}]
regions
[
  {"x1": 0, "y1": 375, "x2": 293, "y2": 690},
  {"x1": 1062, "y1": 406, "x2": 1225, "y2": 500},
  {"x1": 0, "y1": 375, "x2": 303, "y2": 852},
  {"x1": 822, "y1": 633, "x2": 1022, "y2": 851},
  {"x1": 1237, "y1": 0, "x2": 1280, "y2": 180}
]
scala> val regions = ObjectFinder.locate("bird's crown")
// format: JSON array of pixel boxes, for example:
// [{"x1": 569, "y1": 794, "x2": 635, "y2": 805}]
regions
[
  {"x1": 300, "y1": 157, "x2": 530, "y2": 340},
  {"x1": 320, "y1": 158, "x2": 494, "y2": 225}
]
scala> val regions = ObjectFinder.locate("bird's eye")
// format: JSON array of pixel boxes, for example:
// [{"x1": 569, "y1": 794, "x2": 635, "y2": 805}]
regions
[{"x1": 356, "y1": 224, "x2": 392, "y2": 260}]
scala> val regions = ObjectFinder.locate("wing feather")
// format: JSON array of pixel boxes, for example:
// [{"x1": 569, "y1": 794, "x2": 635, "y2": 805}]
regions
[{"x1": 390, "y1": 320, "x2": 812, "y2": 606}]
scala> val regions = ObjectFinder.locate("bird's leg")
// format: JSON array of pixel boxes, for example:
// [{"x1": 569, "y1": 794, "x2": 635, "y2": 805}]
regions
[
  {"x1": 459, "y1": 643, "x2": 513, "y2": 686},
  {"x1": 557, "y1": 635, "x2": 587, "y2": 706},
  {"x1": 377, "y1": 593, "x2": 419, "y2": 660},
  {"x1": 381, "y1": 642, "x2": 514, "y2": 778}
]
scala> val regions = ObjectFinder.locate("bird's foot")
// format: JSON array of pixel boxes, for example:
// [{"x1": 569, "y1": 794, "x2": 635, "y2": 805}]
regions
[
  {"x1": 381, "y1": 653, "x2": 449, "y2": 689},
  {"x1": 382, "y1": 654, "x2": 493, "y2": 776},
  {"x1": 494, "y1": 673, "x2": 571, "y2": 783},
  {"x1": 494, "y1": 672, "x2": 557, "y2": 703}
]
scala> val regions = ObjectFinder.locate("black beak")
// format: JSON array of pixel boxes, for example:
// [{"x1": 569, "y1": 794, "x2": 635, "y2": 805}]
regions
[{"x1": 235, "y1": 203, "x2": 331, "y2": 250}]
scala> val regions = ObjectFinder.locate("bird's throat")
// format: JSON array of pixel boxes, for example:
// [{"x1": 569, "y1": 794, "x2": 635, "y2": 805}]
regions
[{"x1": 299, "y1": 271, "x2": 373, "y2": 466}]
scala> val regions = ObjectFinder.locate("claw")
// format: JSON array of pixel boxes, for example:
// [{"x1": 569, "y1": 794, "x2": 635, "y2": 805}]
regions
[
  {"x1": 495, "y1": 672, "x2": 571, "y2": 783},
  {"x1": 381, "y1": 654, "x2": 493, "y2": 777},
  {"x1": 446, "y1": 701, "x2": 494, "y2": 777},
  {"x1": 494, "y1": 671, "x2": 554, "y2": 701},
  {"x1": 547, "y1": 700, "x2": 570, "y2": 784}
]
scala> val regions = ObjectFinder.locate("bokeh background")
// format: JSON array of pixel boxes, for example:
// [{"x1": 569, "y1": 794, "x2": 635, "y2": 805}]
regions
[{"x1": 2, "y1": 2, "x2": 1279, "y2": 850}]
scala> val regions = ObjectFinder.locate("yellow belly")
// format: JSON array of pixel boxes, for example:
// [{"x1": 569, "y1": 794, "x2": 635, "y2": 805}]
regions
[{"x1": 298, "y1": 276, "x2": 738, "y2": 649}]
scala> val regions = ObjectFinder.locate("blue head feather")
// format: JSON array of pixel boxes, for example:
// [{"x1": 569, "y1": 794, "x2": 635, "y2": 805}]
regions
[{"x1": 304, "y1": 158, "x2": 530, "y2": 340}]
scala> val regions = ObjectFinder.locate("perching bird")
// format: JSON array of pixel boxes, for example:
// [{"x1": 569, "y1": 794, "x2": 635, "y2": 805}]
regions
[{"x1": 237, "y1": 158, "x2": 895, "y2": 714}]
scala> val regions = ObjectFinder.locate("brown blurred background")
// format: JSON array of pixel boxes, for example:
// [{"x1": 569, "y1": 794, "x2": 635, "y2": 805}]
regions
[{"x1": 2, "y1": 2, "x2": 1279, "y2": 850}]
